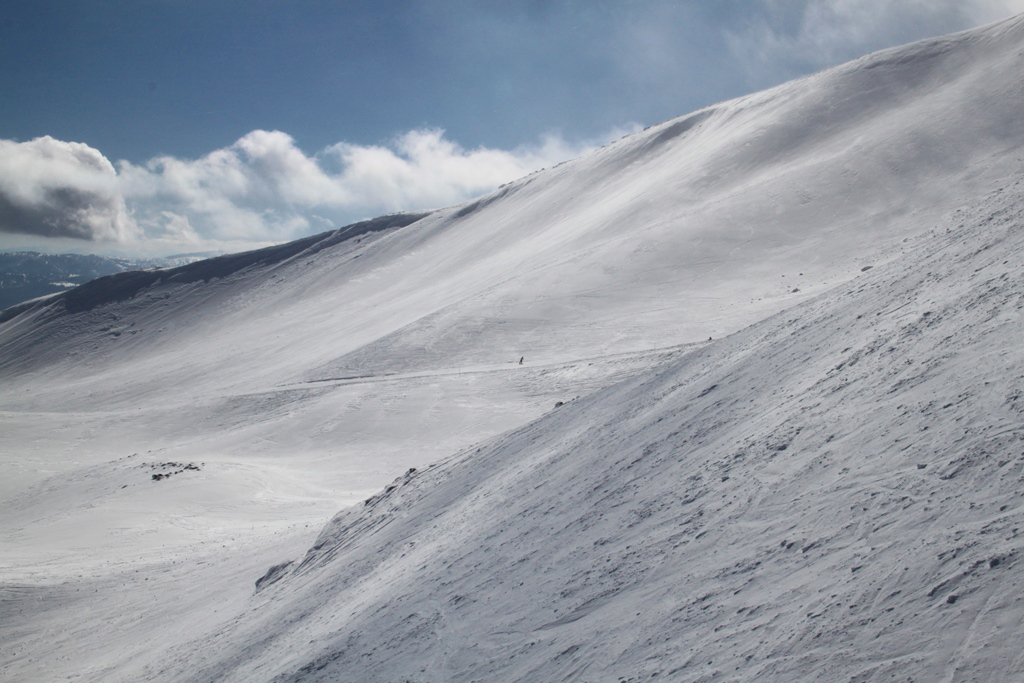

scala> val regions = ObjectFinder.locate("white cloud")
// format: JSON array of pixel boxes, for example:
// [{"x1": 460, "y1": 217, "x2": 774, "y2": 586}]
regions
[
  {"x1": 0, "y1": 127, "x2": 630, "y2": 255},
  {"x1": 979, "y1": 0, "x2": 1024, "y2": 17},
  {"x1": 0, "y1": 136, "x2": 137, "y2": 242},
  {"x1": 727, "y1": 0, "x2": 1024, "y2": 82},
  {"x1": 114, "y1": 127, "x2": 628, "y2": 252},
  {"x1": 322, "y1": 129, "x2": 604, "y2": 211}
]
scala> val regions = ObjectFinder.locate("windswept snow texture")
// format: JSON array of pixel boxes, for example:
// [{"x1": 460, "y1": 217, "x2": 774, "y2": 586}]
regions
[
  {"x1": 160, "y1": 179, "x2": 1024, "y2": 682},
  {"x1": 2, "y1": 13, "x2": 1024, "y2": 683}
]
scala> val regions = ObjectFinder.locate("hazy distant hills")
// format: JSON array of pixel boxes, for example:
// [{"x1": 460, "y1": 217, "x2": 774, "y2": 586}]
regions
[{"x1": 0, "y1": 251, "x2": 219, "y2": 310}]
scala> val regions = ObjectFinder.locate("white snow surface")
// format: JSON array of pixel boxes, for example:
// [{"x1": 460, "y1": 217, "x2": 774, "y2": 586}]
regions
[{"x1": 2, "y1": 13, "x2": 1024, "y2": 683}]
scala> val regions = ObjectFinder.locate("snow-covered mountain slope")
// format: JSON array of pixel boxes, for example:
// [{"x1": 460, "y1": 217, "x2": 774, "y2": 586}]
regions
[
  {"x1": 3, "y1": 13, "x2": 1024, "y2": 683},
  {"x1": 5, "y1": 14, "x2": 1024, "y2": 552},
  {"x1": 6, "y1": 14, "x2": 1024, "y2": 390},
  {"x1": 151, "y1": 169, "x2": 1024, "y2": 683}
]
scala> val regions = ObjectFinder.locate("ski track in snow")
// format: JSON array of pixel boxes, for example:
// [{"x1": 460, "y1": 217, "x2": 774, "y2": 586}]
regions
[{"x1": 2, "y1": 12, "x2": 1024, "y2": 683}]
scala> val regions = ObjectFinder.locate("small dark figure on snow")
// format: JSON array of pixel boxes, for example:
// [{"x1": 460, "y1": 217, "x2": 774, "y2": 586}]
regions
[{"x1": 519, "y1": 356, "x2": 524, "y2": 365}]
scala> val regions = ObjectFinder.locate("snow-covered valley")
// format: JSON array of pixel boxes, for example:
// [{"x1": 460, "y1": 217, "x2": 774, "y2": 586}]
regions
[{"x1": 3, "y1": 14, "x2": 1024, "y2": 682}]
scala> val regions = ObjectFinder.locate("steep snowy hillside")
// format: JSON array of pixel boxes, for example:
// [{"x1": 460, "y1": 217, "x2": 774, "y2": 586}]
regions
[
  {"x1": 5, "y1": 14, "x2": 1024, "y2": 391},
  {"x1": 150, "y1": 169, "x2": 1024, "y2": 683},
  {"x1": 4, "y1": 14, "x2": 1024, "y2": 543},
  {"x1": 2, "y1": 13, "x2": 1024, "y2": 683}
]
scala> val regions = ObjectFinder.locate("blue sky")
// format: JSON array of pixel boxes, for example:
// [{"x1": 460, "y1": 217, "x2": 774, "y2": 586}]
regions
[{"x1": 1, "y1": 0, "x2": 1022, "y2": 256}]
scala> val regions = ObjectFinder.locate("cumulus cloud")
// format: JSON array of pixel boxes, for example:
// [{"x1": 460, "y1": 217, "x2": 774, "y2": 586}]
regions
[
  {"x1": 727, "y1": 0, "x2": 1024, "y2": 82},
  {"x1": 323, "y1": 129, "x2": 603, "y2": 210},
  {"x1": 0, "y1": 127, "x2": 628, "y2": 253},
  {"x1": 0, "y1": 137, "x2": 137, "y2": 242},
  {"x1": 116, "y1": 127, "x2": 626, "y2": 249}
]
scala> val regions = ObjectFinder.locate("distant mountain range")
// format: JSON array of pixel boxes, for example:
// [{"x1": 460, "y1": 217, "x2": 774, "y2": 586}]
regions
[{"x1": 0, "y1": 250, "x2": 220, "y2": 310}]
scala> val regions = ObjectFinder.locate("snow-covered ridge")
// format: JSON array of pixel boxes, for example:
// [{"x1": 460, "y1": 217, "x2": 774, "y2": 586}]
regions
[{"x1": 3, "y1": 13, "x2": 1024, "y2": 683}]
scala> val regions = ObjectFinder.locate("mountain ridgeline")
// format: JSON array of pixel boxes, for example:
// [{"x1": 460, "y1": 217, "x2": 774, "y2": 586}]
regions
[{"x1": 0, "y1": 252, "x2": 169, "y2": 313}]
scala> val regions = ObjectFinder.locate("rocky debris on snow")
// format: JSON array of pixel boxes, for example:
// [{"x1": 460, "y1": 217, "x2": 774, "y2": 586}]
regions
[{"x1": 146, "y1": 461, "x2": 201, "y2": 481}]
